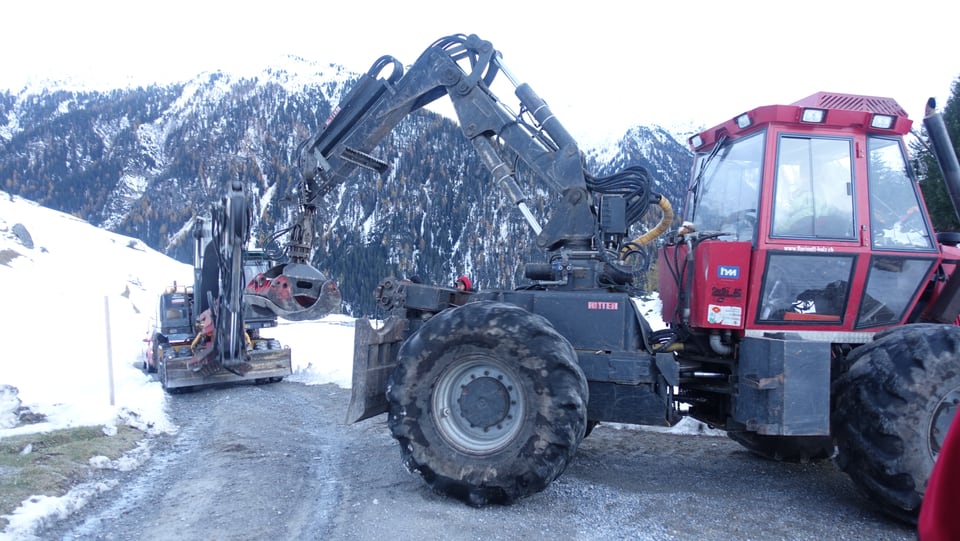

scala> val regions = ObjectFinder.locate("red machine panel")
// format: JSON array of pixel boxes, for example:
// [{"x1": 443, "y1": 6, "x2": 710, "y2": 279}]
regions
[
  {"x1": 690, "y1": 241, "x2": 753, "y2": 329},
  {"x1": 658, "y1": 241, "x2": 753, "y2": 329}
]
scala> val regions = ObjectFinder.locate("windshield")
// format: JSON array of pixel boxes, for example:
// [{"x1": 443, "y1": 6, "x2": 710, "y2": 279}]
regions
[{"x1": 688, "y1": 131, "x2": 764, "y2": 241}]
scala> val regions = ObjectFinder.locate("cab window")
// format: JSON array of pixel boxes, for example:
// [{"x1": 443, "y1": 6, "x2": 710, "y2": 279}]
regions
[
  {"x1": 757, "y1": 253, "x2": 855, "y2": 323},
  {"x1": 867, "y1": 136, "x2": 934, "y2": 250},
  {"x1": 856, "y1": 256, "x2": 933, "y2": 328},
  {"x1": 771, "y1": 136, "x2": 855, "y2": 239}
]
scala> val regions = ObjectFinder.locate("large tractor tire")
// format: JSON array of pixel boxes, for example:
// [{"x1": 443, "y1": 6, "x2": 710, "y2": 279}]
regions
[
  {"x1": 728, "y1": 432, "x2": 834, "y2": 463},
  {"x1": 832, "y1": 324, "x2": 960, "y2": 522},
  {"x1": 386, "y1": 301, "x2": 588, "y2": 507},
  {"x1": 148, "y1": 335, "x2": 166, "y2": 374},
  {"x1": 157, "y1": 345, "x2": 172, "y2": 394},
  {"x1": 148, "y1": 342, "x2": 159, "y2": 374}
]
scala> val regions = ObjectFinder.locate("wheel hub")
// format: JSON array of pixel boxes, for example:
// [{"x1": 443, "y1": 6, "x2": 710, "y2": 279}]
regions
[
  {"x1": 930, "y1": 387, "x2": 960, "y2": 456},
  {"x1": 432, "y1": 356, "x2": 524, "y2": 455},
  {"x1": 457, "y1": 377, "x2": 510, "y2": 429}
]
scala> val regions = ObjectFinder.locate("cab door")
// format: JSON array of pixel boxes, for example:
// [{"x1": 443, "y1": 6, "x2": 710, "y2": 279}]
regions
[{"x1": 751, "y1": 130, "x2": 937, "y2": 333}]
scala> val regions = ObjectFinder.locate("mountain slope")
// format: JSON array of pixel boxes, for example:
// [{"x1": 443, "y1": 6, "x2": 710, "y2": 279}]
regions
[{"x1": 0, "y1": 59, "x2": 693, "y2": 314}]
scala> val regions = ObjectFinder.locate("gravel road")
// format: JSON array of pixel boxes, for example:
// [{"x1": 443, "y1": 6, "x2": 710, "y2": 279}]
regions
[{"x1": 37, "y1": 381, "x2": 917, "y2": 541}]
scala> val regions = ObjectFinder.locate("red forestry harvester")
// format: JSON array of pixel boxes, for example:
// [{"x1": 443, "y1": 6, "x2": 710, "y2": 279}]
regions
[{"x1": 228, "y1": 33, "x2": 958, "y2": 522}]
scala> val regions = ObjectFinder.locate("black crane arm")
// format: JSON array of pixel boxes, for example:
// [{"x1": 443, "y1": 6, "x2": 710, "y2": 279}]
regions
[
  {"x1": 187, "y1": 181, "x2": 251, "y2": 372},
  {"x1": 298, "y1": 34, "x2": 586, "y2": 197},
  {"x1": 293, "y1": 33, "x2": 630, "y2": 254},
  {"x1": 265, "y1": 33, "x2": 671, "y2": 320}
]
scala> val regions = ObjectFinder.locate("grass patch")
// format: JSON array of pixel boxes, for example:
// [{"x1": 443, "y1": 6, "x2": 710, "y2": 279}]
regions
[{"x1": 0, "y1": 425, "x2": 144, "y2": 529}]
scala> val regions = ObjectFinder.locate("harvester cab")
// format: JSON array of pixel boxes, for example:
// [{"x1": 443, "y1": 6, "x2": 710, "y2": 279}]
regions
[
  {"x1": 655, "y1": 92, "x2": 960, "y2": 519},
  {"x1": 660, "y1": 92, "x2": 949, "y2": 339}
]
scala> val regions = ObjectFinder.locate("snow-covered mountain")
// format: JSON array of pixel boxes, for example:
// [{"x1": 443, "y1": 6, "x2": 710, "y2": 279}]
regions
[
  {"x1": 0, "y1": 189, "x2": 192, "y2": 435},
  {"x1": 0, "y1": 58, "x2": 693, "y2": 315}
]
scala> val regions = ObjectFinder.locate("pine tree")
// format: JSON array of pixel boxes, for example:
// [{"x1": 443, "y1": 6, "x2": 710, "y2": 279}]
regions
[{"x1": 914, "y1": 76, "x2": 960, "y2": 231}]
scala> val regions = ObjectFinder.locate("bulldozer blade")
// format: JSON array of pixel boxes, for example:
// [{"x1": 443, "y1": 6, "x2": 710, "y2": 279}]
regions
[
  {"x1": 246, "y1": 262, "x2": 342, "y2": 321},
  {"x1": 161, "y1": 345, "x2": 292, "y2": 392},
  {"x1": 345, "y1": 316, "x2": 408, "y2": 424}
]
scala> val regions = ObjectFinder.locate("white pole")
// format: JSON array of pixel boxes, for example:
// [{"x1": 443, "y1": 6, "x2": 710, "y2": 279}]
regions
[{"x1": 104, "y1": 296, "x2": 115, "y2": 406}]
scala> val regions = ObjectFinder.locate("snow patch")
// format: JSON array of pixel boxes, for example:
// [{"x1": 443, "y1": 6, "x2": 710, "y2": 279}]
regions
[{"x1": 1, "y1": 480, "x2": 119, "y2": 540}]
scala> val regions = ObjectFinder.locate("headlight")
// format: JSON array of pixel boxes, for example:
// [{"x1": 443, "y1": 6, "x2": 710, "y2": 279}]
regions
[
  {"x1": 870, "y1": 114, "x2": 895, "y2": 129},
  {"x1": 801, "y1": 108, "x2": 826, "y2": 123}
]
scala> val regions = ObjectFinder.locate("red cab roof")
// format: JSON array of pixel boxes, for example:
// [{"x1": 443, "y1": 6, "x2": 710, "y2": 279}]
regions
[{"x1": 689, "y1": 92, "x2": 913, "y2": 151}]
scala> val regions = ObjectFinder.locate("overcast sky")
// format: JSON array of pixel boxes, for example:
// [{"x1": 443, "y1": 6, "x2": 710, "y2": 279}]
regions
[{"x1": 3, "y1": 0, "x2": 957, "y2": 143}]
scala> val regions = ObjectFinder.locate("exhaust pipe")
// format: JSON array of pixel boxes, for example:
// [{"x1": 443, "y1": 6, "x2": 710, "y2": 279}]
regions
[{"x1": 923, "y1": 98, "x2": 960, "y2": 223}]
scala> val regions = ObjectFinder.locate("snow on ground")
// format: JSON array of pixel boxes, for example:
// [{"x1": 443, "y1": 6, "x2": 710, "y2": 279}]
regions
[
  {"x1": 0, "y1": 190, "x2": 363, "y2": 442},
  {"x1": 0, "y1": 190, "x2": 713, "y2": 537},
  {"x1": 0, "y1": 191, "x2": 189, "y2": 438}
]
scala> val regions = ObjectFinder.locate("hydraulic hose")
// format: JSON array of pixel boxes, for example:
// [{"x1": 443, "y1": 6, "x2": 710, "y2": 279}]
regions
[{"x1": 622, "y1": 195, "x2": 674, "y2": 256}]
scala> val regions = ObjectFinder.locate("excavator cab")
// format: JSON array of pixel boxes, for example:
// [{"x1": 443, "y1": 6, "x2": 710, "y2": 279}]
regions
[{"x1": 157, "y1": 285, "x2": 194, "y2": 337}]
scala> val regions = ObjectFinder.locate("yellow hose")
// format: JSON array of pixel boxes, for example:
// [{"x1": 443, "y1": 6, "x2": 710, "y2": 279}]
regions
[
  {"x1": 621, "y1": 196, "x2": 674, "y2": 258},
  {"x1": 190, "y1": 332, "x2": 204, "y2": 352}
]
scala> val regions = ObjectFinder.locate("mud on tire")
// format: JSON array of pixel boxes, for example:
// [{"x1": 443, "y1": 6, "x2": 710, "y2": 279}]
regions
[
  {"x1": 832, "y1": 324, "x2": 960, "y2": 522},
  {"x1": 386, "y1": 301, "x2": 588, "y2": 507}
]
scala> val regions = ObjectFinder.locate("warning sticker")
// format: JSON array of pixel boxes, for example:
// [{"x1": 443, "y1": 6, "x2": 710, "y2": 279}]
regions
[{"x1": 706, "y1": 304, "x2": 742, "y2": 326}]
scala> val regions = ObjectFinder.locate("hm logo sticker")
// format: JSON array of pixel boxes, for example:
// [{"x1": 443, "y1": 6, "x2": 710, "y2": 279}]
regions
[{"x1": 718, "y1": 265, "x2": 740, "y2": 280}]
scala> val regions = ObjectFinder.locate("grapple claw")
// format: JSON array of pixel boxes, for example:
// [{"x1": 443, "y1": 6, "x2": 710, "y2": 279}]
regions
[{"x1": 246, "y1": 262, "x2": 342, "y2": 321}]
